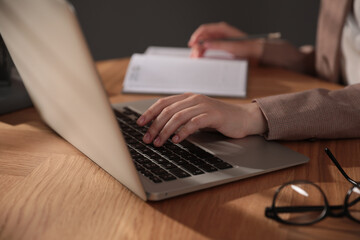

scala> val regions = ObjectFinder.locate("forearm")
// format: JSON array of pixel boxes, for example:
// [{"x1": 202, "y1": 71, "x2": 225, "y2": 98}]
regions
[
  {"x1": 260, "y1": 40, "x2": 316, "y2": 76},
  {"x1": 254, "y1": 84, "x2": 360, "y2": 140}
]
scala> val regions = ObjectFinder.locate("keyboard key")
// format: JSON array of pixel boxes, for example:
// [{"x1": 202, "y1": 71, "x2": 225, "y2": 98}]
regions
[
  {"x1": 147, "y1": 152, "x2": 161, "y2": 159},
  {"x1": 158, "y1": 173, "x2": 176, "y2": 181},
  {"x1": 120, "y1": 126, "x2": 132, "y2": 132},
  {"x1": 214, "y1": 162, "x2": 233, "y2": 169},
  {"x1": 152, "y1": 157, "x2": 169, "y2": 165},
  {"x1": 166, "y1": 154, "x2": 182, "y2": 160},
  {"x1": 132, "y1": 142, "x2": 144, "y2": 149},
  {"x1": 151, "y1": 168, "x2": 168, "y2": 176},
  {"x1": 169, "y1": 157, "x2": 188, "y2": 165},
  {"x1": 134, "y1": 162, "x2": 144, "y2": 171},
  {"x1": 198, "y1": 164, "x2": 218, "y2": 172},
  {"x1": 125, "y1": 138, "x2": 137, "y2": 144},
  {"x1": 134, "y1": 156, "x2": 151, "y2": 164},
  {"x1": 182, "y1": 153, "x2": 198, "y2": 160},
  {"x1": 165, "y1": 143, "x2": 183, "y2": 152},
  {"x1": 130, "y1": 151, "x2": 141, "y2": 158},
  {"x1": 132, "y1": 132, "x2": 143, "y2": 139},
  {"x1": 149, "y1": 176, "x2": 162, "y2": 183},
  {"x1": 205, "y1": 157, "x2": 224, "y2": 165},
  {"x1": 180, "y1": 163, "x2": 204, "y2": 175},
  {"x1": 187, "y1": 157, "x2": 206, "y2": 166},
  {"x1": 169, "y1": 168, "x2": 191, "y2": 178},
  {"x1": 123, "y1": 107, "x2": 141, "y2": 117},
  {"x1": 142, "y1": 170, "x2": 154, "y2": 178},
  {"x1": 160, "y1": 162, "x2": 178, "y2": 170},
  {"x1": 139, "y1": 148, "x2": 153, "y2": 155},
  {"x1": 142, "y1": 162, "x2": 160, "y2": 170},
  {"x1": 157, "y1": 148, "x2": 172, "y2": 156},
  {"x1": 175, "y1": 149, "x2": 189, "y2": 156}
]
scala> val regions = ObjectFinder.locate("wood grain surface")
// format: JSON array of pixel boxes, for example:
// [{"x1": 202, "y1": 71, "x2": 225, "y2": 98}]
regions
[{"x1": 0, "y1": 58, "x2": 359, "y2": 240}]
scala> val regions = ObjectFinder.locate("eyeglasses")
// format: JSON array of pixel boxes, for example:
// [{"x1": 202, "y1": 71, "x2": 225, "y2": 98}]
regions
[{"x1": 265, "y1": 148, "x2": 360, "y2": 225}]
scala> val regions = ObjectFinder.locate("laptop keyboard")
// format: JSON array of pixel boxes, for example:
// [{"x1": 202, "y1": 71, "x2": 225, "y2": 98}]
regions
[{"x1": 114, "y1": 107, "x2": 233, "y2": 183}]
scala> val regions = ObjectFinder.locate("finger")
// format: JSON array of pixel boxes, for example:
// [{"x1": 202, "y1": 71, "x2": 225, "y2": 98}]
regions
[
  {"x1": 172, "y1": 113, "x2": 212, "y2": 143},
  {"x1": 188, "y1": 22, "x2": 228, "y2": 47},
  {"x1": 144, "y1": 95, "x2": 204, "y2": 144},
  {"x1": 188, "y1": 24, "x2": 211, "y2": 47},
  {"x1": 188, "y1": 22, "x2": 244, "y2": 47},
  {"x1": 190, "y1": 44, "x2": 206, "y2": 58},
  {"x1": 137, "y1": 94, "x2": 190, "y2": 126},
  {"x1": 153, "y1": 105, "x2": 206, "y2": 146}
]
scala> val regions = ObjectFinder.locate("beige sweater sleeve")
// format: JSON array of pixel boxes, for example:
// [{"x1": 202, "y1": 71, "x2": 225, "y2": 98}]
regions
[{"x1": 255, "y1": 84, "x2": 360, "y2": 140}]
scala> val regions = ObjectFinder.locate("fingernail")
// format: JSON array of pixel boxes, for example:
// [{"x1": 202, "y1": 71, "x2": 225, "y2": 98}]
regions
[
  {"x1": 154, "y1": 137, "x2": 161, "y2": 146},
  {"x1": 172, "y1": 135, "x2": 180, "y2": 143},
  {"x1": 137, "y1": 116, "x2": 145, "y2": 125},
  {"x1": 204, "y1": 42, "x2": 212, "y2": 48},
  {"x1": 191, "y1": 51, "x2": 199, "y2": 58},
  {"x1": 143, "y1": 133, "x2": 151, "y2": 142}
]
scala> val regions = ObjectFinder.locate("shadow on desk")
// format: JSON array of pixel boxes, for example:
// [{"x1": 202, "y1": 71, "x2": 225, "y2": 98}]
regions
[{"x1": 148, "y1": 139, "x2": 360, "y2": 240}]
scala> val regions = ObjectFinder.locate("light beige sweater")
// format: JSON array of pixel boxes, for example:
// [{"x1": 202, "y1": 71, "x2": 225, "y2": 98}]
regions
[{"x1": 256, "y1": 0, "x2": 360, "y2": 140}]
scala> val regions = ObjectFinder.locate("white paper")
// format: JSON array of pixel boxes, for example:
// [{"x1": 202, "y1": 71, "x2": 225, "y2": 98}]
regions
[
  {"x1": 145, "y1": 46, "x2": 235, "y2": 59},
  {"x1": 123, "y1": 47, "x2": 248, "y2": 98}
]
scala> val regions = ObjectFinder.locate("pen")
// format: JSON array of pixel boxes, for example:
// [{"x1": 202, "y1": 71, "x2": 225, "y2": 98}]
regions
[{"x1": 199, "y1": 32, "x2": 281, "y2": 44}]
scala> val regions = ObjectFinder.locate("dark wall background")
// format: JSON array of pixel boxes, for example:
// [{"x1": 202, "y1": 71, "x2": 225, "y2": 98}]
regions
[{"x1": 69, "y1": 0, "x2": 320, "y2": 61}]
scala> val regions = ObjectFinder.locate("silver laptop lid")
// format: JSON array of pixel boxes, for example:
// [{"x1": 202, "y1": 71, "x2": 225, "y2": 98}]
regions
[{"x1": 0, "y1": 0, "x2": 147, "y2": 200}]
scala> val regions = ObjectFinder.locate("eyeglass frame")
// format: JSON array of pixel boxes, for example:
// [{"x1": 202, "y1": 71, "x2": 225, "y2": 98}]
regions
[{"x1": 265, "y1": 148, "x2": 360, "y2": 225}]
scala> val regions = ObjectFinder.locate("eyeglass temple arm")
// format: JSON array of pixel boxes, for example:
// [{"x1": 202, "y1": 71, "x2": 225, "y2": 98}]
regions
[
  {"x1": 324, "y1": 148, "x2": 360, "y2": 189},
  {"x1": 348, "y1": 196, "x2": 360, "y2": 207},
  {"x1": 266, "y1": 205, "x2": 342, "y2": 214},
  {"x1": 265, "y1": 205, "x2": 349, "y2": 219},
  {"x1": 266, "y1": 204, "x2": 348, "y2": 217},
  {"x1": 266, "y1": 206, "x2": 325, "y2": 218}
]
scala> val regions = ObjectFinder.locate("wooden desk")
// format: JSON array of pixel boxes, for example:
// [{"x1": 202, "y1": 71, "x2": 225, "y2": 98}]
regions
[{"x1": 1, "y1": 58, "x2": 359, "y2": 240}]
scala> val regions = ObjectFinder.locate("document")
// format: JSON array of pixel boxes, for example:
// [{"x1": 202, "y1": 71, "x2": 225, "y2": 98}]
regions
[
  {"x1": 144, "y1": 46, "x2": 235, "y2": 59},
  {"x1": 123, "y1": 46, "x2": 248, "y2": 97}
]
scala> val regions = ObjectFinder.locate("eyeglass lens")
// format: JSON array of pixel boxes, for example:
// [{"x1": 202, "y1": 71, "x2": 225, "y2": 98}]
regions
[
  {"x1": 274, "y1": 182, "x2": 326, "y2": 224},
  {"x1": 347, "y1": 187, "x2": 360, "y2": 221}
]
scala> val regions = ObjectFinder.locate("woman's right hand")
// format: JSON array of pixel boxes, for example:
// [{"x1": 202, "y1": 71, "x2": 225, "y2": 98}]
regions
[
  {"x1": 188, "y1": 22, "x2": 264, "y2": 62},
  {"x1": 136, "y1": 93, "x2": 268, "y2": 147}
]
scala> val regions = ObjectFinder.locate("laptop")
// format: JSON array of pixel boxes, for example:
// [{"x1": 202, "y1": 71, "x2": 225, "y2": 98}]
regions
[{"x1": 0, "y1": 0, "x2": 309, "y2": 201}]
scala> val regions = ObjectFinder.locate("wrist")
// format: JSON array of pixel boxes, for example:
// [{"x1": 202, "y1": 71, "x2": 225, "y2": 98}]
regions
[
  {"x1": 249, "y1": 40, "x2": 265, "y2": 65},
  {"x1": 245, "y1": 103, "x2": 268, "y2": 136}
]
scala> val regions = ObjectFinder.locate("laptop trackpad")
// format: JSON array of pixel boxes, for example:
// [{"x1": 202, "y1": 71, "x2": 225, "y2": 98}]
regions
[{"x1": 188, "y1": 131, "x2": 301, "y2": 170}]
